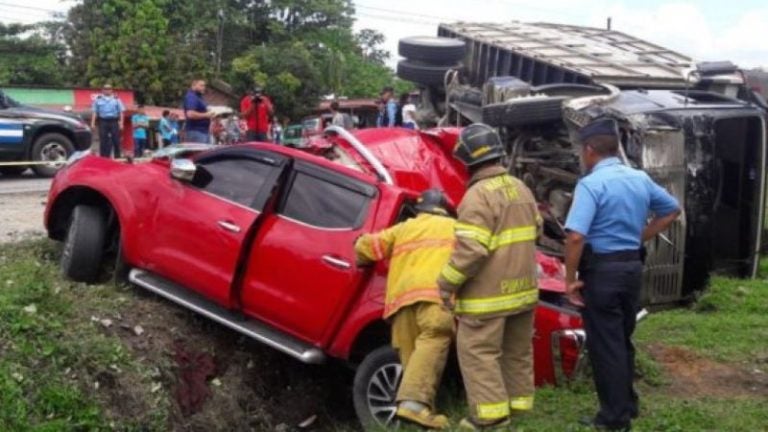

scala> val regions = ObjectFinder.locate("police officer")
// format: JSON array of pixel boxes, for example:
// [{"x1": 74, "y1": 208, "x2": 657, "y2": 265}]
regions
[
  {"x1": 90, "y1": 84, "x2": 125, "y2": 158},
  {"x1": 564, "y1": 118, "x2": 680, "y2": 431},
  {"x1": 355, "y1": 189, "x2": 456, "y2": 430},
  {"x1": 438, "y1": 124, "x2": 541, "y2": 431}
]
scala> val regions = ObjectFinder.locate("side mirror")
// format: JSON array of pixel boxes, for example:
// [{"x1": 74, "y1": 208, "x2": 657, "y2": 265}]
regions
[{"x1": 170, "y1": 158, "x2": 197, "y2": 182}]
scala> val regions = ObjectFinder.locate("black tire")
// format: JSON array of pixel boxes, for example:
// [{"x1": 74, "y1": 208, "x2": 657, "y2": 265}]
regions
[
  {"x1": 30, "y1": 132, "x2": 75, "y2": 177},
  {"x1": 353, "y1": 346, "x2": 402, "y2": 430},
  {"x1": 113, "y1": 237, "x2": 131, "y2": 286},
  {"x1": 449, "y1": 87, "x2": 484, "y2": 106},
  {"x1": 60, "y1": 205, "x2": 107, "y2": 282},
  {"x1": 482, "y1": 96, "x2": 568, "y2": 127},
  {"x1": 0, "y1": 166, "x2": 28, "y2": 176},
  {"x1": 531, "y1": 83, "x2": 609, "y2": 98},
  {"x1": 398, "y1": 36, "x2": 466, "y2": 65},
  {"x1": 397, "y1": 60, "x2": 461, "y2": 86}
]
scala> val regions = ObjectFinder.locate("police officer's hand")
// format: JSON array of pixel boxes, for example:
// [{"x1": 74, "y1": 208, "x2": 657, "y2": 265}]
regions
[
  {"x1": 565, "y1": 280, "x2": 585, "y2": 307},
  {"x1": 439, "y1": 289, "x2": 455, "y2": 311}
]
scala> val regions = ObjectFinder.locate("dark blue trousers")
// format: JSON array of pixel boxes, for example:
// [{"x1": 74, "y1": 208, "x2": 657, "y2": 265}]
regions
[
  {"x1": 98, "y1": 119, "x2": 121, "y2": 158},
  {"x1": 582, "y1": 260, "x2": 642, "y2": 429}
]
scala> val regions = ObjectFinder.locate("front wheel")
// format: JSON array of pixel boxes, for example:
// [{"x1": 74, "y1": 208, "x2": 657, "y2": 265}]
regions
[
  {"x1": 353, "y1": 346, "x2": 403, "y2": 430},
  {"x1": 60, "y1": 205, "x2": 107, "y2": 282},
  {"x1": 31, "y1": 132, "x2": 75, "y2": 177}
]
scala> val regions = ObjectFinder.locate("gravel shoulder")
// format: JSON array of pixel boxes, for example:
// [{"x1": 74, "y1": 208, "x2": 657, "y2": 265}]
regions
[{"x1": 0, "y1": 191, "x2": 48, "y2": 244}]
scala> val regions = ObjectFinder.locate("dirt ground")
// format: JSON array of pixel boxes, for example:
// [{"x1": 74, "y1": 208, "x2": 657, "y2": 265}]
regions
[
  {"x1": 84, "y1": 283, "x2": 358, "y2": 431},
  {"x1": 0, "y1": 191, "x2": 48, "y2": 244},
  {"x1": 646, "y1": 343, "x2": 768, "y2": 399}
]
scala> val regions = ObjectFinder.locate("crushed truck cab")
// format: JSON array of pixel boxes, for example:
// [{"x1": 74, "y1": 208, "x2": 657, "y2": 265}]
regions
[{"x1": 45, "y1": 128, "x2": 585, "y2": 429}]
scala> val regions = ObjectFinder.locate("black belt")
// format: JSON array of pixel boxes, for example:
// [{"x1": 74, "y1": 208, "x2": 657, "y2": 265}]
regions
[
  {"x1": 592, "y1": 250, "x2": 642, "y2": 262},
  {"x1": 98, "y1": 117, "x2": 119, "y2": 121}
]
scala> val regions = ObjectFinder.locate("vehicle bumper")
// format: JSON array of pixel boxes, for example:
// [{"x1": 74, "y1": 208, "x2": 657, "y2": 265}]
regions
[{"x1": 73, "y1": 129, "x2": 92, "y2": 151}]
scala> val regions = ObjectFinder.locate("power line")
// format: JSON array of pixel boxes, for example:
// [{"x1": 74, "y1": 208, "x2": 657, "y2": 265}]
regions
[{"x1": 0, "y1": 2, "x2": 60, "y2": 13}]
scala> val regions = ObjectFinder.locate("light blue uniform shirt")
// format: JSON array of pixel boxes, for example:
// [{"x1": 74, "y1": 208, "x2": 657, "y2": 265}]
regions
[
  {"x1": 564, "y1": 157, "x2": 680, "y2": 253},
  {"x1": 131, "y1": 113, "x2": 149, "y2": 139},
  {"x1": 92, "y1": 96, "x2": 124, "y2": 119}
]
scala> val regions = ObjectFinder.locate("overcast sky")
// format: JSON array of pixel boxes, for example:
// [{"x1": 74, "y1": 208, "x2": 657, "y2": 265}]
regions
[{"x1": 2, "y1": 0, "x2": 767, "y2": 69}]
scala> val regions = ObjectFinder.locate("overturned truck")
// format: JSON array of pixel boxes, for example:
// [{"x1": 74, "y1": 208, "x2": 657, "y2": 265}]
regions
[{"x1": 398, "y1": 21, "x2": 767, "y2": 305}]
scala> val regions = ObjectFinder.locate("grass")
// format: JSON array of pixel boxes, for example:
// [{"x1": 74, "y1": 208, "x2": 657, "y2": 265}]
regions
[
  {"x1": 0, "y1": 239, "x2": 766, "y2": 431},
  {"x1": 394, "y1": 273, "x2": 768, "y2": 432},
  {"x1": 0, "y1": 240, "x2": 169, "y2": 431}
]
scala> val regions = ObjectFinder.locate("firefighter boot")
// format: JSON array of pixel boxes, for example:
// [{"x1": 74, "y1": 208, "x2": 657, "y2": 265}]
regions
[{"x1": 396, "y1": 402, "x2": 450, "y2": 429}]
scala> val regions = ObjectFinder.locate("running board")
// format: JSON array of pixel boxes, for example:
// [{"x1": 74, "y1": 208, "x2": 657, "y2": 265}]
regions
[{"x1": 128, "y1": 269, "x2": 325, "y2": 364}]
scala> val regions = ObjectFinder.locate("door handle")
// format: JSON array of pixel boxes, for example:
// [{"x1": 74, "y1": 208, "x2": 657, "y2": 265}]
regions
[
  {"x1": 322, "y1": 255, "x2": 352, "y2": 270},
  {"x1": 217, "y1": 220, "x2": 241, "y2": 233}
]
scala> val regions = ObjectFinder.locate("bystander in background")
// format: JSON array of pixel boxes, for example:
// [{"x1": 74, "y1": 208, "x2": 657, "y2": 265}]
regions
[
  {"x1": 240, "y1": 86, "x2": 274, "y2": 141},
  {"x1": 90, "y1": 84, "x2": 124, "y2": 158},
  {"x1": 183, "y1": 80, "x2": 215, "y2": 143},
  {"x1": 131, "y1": 105, "x2": 149, "y2": 157}
]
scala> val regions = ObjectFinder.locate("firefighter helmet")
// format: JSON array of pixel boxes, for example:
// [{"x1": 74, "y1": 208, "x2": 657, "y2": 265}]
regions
[
  {"x1": 414, "y1": 189, "x2": 449, "y2": 215},
  {"x1": 454, "y1": 123, "x2": 505, "y2": 167}
]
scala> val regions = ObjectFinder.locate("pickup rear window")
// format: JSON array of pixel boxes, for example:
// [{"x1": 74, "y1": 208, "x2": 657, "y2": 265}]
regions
[{"x1": 281, "y1": 172, "x2": 371, "y2": 229}]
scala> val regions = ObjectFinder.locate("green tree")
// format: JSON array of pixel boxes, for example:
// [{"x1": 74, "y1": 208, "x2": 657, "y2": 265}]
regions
[
  {"x1": 82, "y1": 0, "x2": 172, "y2": 104},
  {"x1": 0, "y1": 23, "x2": 64, "y2": 85},
  {"x1": 231, "y1": 41, "x2": 323, "y2": 120}
]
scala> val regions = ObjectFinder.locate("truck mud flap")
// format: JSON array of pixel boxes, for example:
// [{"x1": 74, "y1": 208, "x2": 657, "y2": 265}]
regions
[{"x1": 128, "y1": 269, "x2": 325, "y2": 364}]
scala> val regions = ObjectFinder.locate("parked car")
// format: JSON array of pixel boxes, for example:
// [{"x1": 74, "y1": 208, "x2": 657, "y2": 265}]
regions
[
  {"x1": 398, "y1": 25, "x2": 768, "y2": 306},
  {"x1": 45, "y1": 129, "x2": 585, "y2": 429},
  {"x1": 0, "y1": 90, "x2": 92, "y2": 177},
  {"x1": 282, "y1": 124, "x2": 305, "y2": 148}
]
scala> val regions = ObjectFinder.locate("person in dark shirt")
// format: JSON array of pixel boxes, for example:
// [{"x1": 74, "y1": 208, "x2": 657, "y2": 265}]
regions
[{"x1": 183, "y1": 80, "x2": 215, "y2": 143}]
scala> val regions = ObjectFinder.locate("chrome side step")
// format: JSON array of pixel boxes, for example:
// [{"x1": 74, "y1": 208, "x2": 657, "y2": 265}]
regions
[{"x1": 128, "y1": 269, "x2": 325, "y2": 364}]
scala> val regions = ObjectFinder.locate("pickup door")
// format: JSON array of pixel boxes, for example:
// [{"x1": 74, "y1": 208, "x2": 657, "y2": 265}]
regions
[
  {"x1": 140, "y1": 147, "x2": 287, "y2": 307},
  {"x1": 240, "y1": 160, "x2": 379, "y2": 344}
]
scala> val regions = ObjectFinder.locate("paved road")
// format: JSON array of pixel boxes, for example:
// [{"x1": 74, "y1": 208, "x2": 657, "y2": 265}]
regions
[
  {"x1": 0, "y1": 174, "x2": 52, "y2": 195},
  {"x1": 0, "y1": 172, "x2": 52, "y2": 243}
]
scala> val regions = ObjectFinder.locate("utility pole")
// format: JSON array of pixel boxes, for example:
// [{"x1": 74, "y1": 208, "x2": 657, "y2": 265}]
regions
[
  {"x1": 216, "y1": 8, "x2": 225, "y2": 77},
  {"x1": 606, "y1": 17, "x2": 612, "y2": 31}
]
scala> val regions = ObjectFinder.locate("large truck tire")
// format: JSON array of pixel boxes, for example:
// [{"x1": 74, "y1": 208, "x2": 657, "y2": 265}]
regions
[
  {"x1": 531, "y1": 83, "x2": 610, "y2": 98},
  {"x1": 398, "y1": 36, "x2": 466, "y2": 65},
  {"x1": 31, "y1": 132, "x2": 75, "y2": 177},
  {"x1": 482, "y1": 96, "x2": 568, "y2": 127},
  {"x1": 353, "y1": 346, "x2": 402, "y2": 430},
  {"x1": 60, "y1": 205, "x2": 107, "y2": 283},
  {"x1": 397, "y1": 60, "x2": 461, "y2": 86}
]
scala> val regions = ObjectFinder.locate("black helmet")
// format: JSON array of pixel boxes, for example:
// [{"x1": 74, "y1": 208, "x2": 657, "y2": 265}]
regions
[
  {"x1": 414, "y1": 189, "x2": 448, "y2": 215},
  {"x1": 454, "y1": 123, "x2": 505, "y2": 167}
]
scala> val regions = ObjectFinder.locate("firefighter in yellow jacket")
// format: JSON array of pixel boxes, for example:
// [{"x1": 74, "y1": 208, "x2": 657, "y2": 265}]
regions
[
  {"x1": 355, "y1": 189, "x2": 456, "y2": 430},
  {"x1": 438, "y1": 124, "x2": 541, "y2": 430}
]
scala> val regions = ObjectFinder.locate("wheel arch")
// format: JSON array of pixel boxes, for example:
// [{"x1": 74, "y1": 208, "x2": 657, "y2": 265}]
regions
[
  {"x1": 47, "y1": 186, "x2": 120, "y2": 242},
  {"x1": 347, "y1": 319, "x2": 391, "y2": 366}
]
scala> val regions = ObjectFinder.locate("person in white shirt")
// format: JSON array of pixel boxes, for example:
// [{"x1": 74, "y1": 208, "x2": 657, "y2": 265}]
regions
[{"x1": 400, "y1": 93, "x2": 419, "y2": 130}]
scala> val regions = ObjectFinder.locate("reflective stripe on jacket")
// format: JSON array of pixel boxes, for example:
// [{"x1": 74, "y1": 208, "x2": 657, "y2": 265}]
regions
[
  {"x1": 355, "y1": 213, "x2": 456, "y2": 318},
  {"x1": 438, "y1": 165, "x2": 542, "y2": 319}
]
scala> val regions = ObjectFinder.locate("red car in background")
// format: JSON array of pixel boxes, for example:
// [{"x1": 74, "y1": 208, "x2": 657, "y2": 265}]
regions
[{"x1": 44, "y1": 126, "x2": 585, "y2": 428}]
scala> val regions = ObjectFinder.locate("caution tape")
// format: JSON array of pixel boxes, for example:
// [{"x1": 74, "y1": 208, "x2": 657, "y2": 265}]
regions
[{"x1": 0, "y1": 157, "x2": 151, "y2": 167}]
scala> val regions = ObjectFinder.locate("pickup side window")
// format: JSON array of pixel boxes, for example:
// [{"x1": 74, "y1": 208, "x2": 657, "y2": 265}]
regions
[
  {"x1": 194, "y1": 157, "x2": 275, "y2": 210},
  {"x1": 279, "y1": 166, "x2": 374, "y2": 229}
]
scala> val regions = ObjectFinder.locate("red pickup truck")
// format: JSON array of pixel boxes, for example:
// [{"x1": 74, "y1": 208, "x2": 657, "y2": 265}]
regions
[{"x1": 44, "y1": 127, "x2": 584, "y2": 428}]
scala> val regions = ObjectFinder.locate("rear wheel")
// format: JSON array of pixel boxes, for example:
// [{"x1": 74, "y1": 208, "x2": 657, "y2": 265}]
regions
[
  {"x1": 60, "y1": 205, "x2": 107, "y2": 282},
  {"x1": 397, "y1": 60, "x2": 461, "y2": 86},
  {"x1": 482, "y1": 96, "x2": 568, "y2": 127},
  {"x1": 353, "y1": 346, "x2": 402, "y2": 430},
  {"x1": 31, "y1": 133, "x2": 75, "y2": 177},
  {"x1": 398, "y1": 36, "x2": 466, "y2": 65}
]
